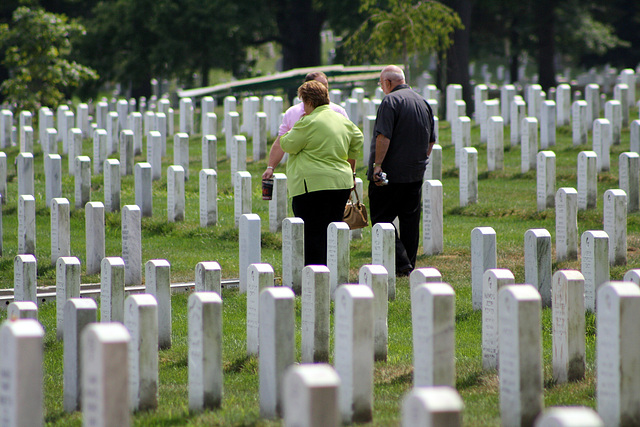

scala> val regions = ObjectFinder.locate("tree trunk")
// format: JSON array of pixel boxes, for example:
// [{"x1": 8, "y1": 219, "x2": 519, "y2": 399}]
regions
[
  {"x1": 274, "y1": 0, "x2": 325, "y2": 101},
  {"x1": 446, "y1": 0, "x2": 473, "y2": 116},
  {"x1": 536, "y1": 1, "x2": 556, "y2": 91}
]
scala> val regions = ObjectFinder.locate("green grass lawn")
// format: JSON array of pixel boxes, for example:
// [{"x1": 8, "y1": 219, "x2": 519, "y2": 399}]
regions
[{"x1": 0, "y1": 101, "x2": 639, "y2": 425}]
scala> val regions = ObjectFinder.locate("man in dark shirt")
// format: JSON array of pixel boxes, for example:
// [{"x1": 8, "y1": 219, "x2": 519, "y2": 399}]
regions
[{"x1": 368, "y1": 65, "x2": 436, "y2": 276}]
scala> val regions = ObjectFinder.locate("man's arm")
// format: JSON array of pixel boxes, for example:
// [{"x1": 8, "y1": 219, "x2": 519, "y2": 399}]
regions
[{"x1": 372, "y1": 133, "x2": 390, "y2": 185}]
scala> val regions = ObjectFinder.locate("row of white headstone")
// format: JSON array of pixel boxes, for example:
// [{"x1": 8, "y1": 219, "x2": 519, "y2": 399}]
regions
[
  {"x1": 6, "y1": 255, "x2": 632, "y2": 425},
  {"x1": 470, "y1": 213, "x2": 631, "y2": 312}
]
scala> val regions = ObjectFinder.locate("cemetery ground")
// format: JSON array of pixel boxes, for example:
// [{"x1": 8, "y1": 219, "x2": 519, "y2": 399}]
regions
[{"x1": 0, "y1": 106, "x2": 639, "y2": 426}]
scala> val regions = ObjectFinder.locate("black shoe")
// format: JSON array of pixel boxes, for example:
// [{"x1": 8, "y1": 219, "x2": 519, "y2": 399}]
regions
[{"x1": 396, "y1": 266, "x2": 413, "y2": 277}]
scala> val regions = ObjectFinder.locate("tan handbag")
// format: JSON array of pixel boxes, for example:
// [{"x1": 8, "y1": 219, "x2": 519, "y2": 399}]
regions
[{"x1": 343, "y1": 188, "x2": 369, "y2": 230}]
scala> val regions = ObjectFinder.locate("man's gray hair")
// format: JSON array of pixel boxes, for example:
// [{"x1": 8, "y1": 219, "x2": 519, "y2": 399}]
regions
[{"x1": 382, "y1": 65, "x2": 405, "y2": 83}]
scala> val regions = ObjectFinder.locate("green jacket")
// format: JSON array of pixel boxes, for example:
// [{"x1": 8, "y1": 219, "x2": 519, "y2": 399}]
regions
[{"x1": 280, "y1": 104, "x2": 363, "y2": 197}]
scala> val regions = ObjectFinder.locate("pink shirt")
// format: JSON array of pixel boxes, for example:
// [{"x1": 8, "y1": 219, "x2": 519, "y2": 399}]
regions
[{"x1": 278, "y1": 102, "x2": 349, "y2": 136}]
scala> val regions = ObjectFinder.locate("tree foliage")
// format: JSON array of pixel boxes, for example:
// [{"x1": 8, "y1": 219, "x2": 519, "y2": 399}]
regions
[
  {"x1": 0, "y1": 6, "x2": 98, "y2": 112},
  {"x1": 342, "y1": 0, "x2": 463, "y2": 75}
]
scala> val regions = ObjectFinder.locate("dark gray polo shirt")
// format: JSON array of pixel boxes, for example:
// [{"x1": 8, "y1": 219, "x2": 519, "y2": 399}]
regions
[{"x1": 367, "y1": 84, "x2": 435, "y2": 183}]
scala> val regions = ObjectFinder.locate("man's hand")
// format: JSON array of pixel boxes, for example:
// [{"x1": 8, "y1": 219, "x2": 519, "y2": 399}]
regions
[{"x1": 373, "y1": 164, "x2": 385, "y2": 186}]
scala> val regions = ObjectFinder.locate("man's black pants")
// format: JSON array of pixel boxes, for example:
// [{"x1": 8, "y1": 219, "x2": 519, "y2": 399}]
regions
[{"x1": 368, "y1": 180, "x2": 422, "y2": 272}]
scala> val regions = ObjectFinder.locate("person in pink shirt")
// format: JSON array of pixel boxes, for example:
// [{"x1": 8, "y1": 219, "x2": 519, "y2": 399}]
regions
[{"x1": 261, "y1": 71, "x2": 349, "y2": 180}]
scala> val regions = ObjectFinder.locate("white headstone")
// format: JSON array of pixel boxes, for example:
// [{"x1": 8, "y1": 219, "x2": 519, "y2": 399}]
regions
[
  {"x1": 282, "y1": 217, "x2": 304, "y2": 294},
  {"x1": 124, "y1": 294, "x2": 158, "y2": 411},
  {"x1": 401, "y1": 386, "x2": 463, "y2": 427},
  {"x1": 92, "y1": 129, "x2": 107, "y2": 175},
  {"x1": 119, "y1": 130, "x2": 134, "y2": 176},
  {"x1": 246, "y1": 263, "x2": 274, "y2": 355},
  {"x1": 422, "y1": 180, "x2": 443, "y2": 256},
  {"x1": 173, "y1": 133, "x2": 190, "y2": 180},
  {"x1": 199, "y1": 169, "x2": 217, "y2": 227},
  {"x1": 593, "y1": 118, "x2": 612, "y2": 172},
  {"x1": 239, "y1": 214, "x2": 261, "y2": 294},
  {"x1": 253, "y1": 112, "x2": 267, "y2": 161},
  {"x1": 555, "y1": 188, "x2": 578, "y2": 262},
  {"x1": 122, "y1": 205, "x2": 142, "y2": 285},
  {"x1": 130, "y1": 112, "x2": 143, "y2": 155},
  {"x1": 521, "y1": 117, "x2": 539, "y2": 173},
  {"x1": 511, "y1": 98, "x2": 526, "y2": 146},
  {"x1": 17, "y1": 152, "x2": 34, "y2": 197},
  {"x1": 85, "y1": 202, "x2": 105, "y2": 275},
  {"x1": 481, "y1": 268, "x2": 515, "y2": 370},
  {"x1": 0, "y1": 319, "x2": 45, "y2": 427},
  {"x1": 536, "y1": 151, "x2": 556, "y2": 211},
  {"x1": 556, "y1": 84, "x2": 571, "y2": 126},
  {"x1": 359, "y1": 265, "x2": 389, "y2": 362},
  {"x1": 202, "y1": 135, "x2": 217, "y2": 171},
  {"x1": 63, "y1": 298, "x2": 97, "y2": 412},
  {"x1": 328, "y1": 222, "x2": 350, "y2": 298},
  {"x1": 194, "y1": 261, "x2": 221, "y2": 294},
  {"x1": 134, "y1": 162, "x2": 153, "y2": 217},
  {"x1": 540, "y1": 101, "x2": 557, "y2": 148},
  {"x1": 471, "y1": 226, "x2": 497, "y2": 310},
  {"x1": 74, "y1": 156, "x2": 91, "y2": 209},
  {"x1": 104, "y1": 159, "x2": 121, "y2": 213},
  {"x1": 202, "y1": 111, "x2": 218, "y2": 146},
  {"x1": 259, "y1": 286, "x2": 296, "y2": 419},
  {"x1": 55, "y1": 256, "x2": 81, "y2": 339},
  {"x1": 43, "y1": 154, "x2": 62, "y2": 208},
  {"x1": 499, "y1": 285, "x2": 544, "y2": 427},
  {"x1": 487, "y1": 116, "x2": 504, "y2": 171},
  {"x1": 603, "y1": 189, "x2": 627, "y2": 266},
  {"x1": 101, "y1": 257, "x2": 125, "y2": 322},
  {"x1": 412, "y1": 283, "x2": 456, "y2": 387},
  {"x1": 596, "y1": 282, "x2": 640, "y2": 426},
  {"x1": 145, "y1": 259, "x2": 172, "y2": 349},
  {"x1": 269, "y1": 173, "x2": 287, "y2": 233},
  {"x1": 619, "y1": 152, "x2": 640, "y2": 212},
  {"x1": 631, "y1": 120, "x2": 640, "y2": 154},
  {"x1": 188, "y1": 292, "x2": 223, "y2": 411},
  {"x1": 179, "y1": 98, "x2": 193, "y2": 134},
  {"x1": 577, "y1": 151, "x2": 598, "y2": 210},
  {"x1": 535, "y1": 407, "x2": 604, "y2": 427},
  {"x1": 572, "y1": 100, "x2": 588, "y2": 146},
  {"x1": 460, "y1": 146, "x2": 478, "y2": 206},
  {"x1": 14, "y1": 254, "x2": 37, "y2": 304},
  {"x1": 371, "y1": 223, "x2": 395, "y2": 300},
  {"x1": 106, "y1": 111, "x2": 119, "y2": 155},
  {"x1": 6, "y1": 301, "x2": 37, "y2": 320},
  {"x1": 283, "y1": 364, "x2": 341, "y2": 427},
  {"x1": 18, "y1": 194, "x2": 36, "y2": 255},
  {"x1": 585, "y1": 83, "x2": 600, "y2": 124},
  {"x1": 167, "y1": 165, "x2": 185, "y2": 222},
  {"x1": 334, "y1": 284, "x2": 374, "y2": 424},
  {"x1": 581, "y1": 230, "x2": 610, "y2": 311},
  {"x1": 82, "y1": 323, "x2": 131, "y2": 427},
  {"x1": 552, "y1": 270, "x2": 586, "y2": 383},
  {"x1": 301, "y1": 265, "x2": 331, "y2": 363},
  {"x1": 424, "y1": 144, "x2": 442, "y2": 181},
  {"x1": 234, "y1": 171, "x2": 252, "y2": 227},
  {"x1": 453, "y1": 116, "x2": 471, "y2": 167}
]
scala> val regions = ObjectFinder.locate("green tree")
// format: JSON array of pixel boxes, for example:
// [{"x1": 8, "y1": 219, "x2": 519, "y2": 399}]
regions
[
  {"x1": 0, "y1": 6, "x2": 98, "y2": 112},
  {"x1": 342, "y1": 0, "x2": 463, "y2": 80}
]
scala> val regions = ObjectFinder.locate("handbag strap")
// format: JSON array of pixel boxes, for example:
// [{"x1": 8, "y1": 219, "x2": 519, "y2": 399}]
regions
[{"x1": 351, "y1": 187, "x2": 361, "y2": 204}]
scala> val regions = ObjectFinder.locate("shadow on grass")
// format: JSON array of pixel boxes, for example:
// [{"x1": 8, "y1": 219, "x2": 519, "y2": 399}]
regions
[
  {"x1": 456, "y1": 370, "x2": 484, "y2": 389},
  {"x1": 225, "y1": 355, "x2": 255, "y2": 374}
]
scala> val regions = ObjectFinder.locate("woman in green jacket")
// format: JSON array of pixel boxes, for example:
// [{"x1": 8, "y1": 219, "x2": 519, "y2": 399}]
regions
[{"x1": 279, "y1": 80, "x2": 363, "y2": 265}]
